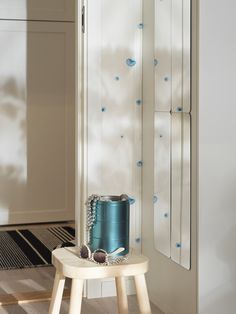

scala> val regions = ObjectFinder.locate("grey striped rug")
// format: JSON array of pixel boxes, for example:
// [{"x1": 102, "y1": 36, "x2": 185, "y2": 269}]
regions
[{"x1": 0, "y1": 226, "x2": 75, "y2": 270}]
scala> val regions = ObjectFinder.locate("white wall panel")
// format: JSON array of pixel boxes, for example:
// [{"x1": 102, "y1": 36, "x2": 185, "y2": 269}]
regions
[
  {"x1": 155, "y1": 0, "x2": 172, "y2": 112},
  {"x1": 172, "y1": 0, "x2": 183, "y2": 113},
  {"x1": 0, "y1": 0, "x2": 75, "y2": 21},
  {"x1": 154, "y1": 112, "x2": 171, "y2": 257},
  {"x1": 171, "y1": 113, "x2": 182, "y2": 264},
  {"x1": 171, "y1": 113, "x2": 191, "y2": 269},
  {"x1": 154, "y1": 0, "x2": 191, "y2": 269},
  {"x1": 155, "y1": 0, "x2": 191, "y2": 113},
  {"x1": 183, "y1": 0, "x2": 191, "y2": 112},
  {"x1": 86, "y1": 0, "x2": 142, "y2": 251},
  {"x1": 181, "y1": 113, "x2": 191, "y2": 269}
]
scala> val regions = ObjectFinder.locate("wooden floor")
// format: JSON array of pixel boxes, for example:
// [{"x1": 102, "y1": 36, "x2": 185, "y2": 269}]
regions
[
  {"x1": 0, "y1": 267, "x2": 163, "y2": 314},
  {"x1": 0, "y1": 296, "x2": 163, "y2": 314}
]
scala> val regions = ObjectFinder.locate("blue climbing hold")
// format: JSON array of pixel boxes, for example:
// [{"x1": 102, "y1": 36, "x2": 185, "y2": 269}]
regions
[
  {"x1": 154, "y1": 59, "x2": 159, "y2": 66},
  {"x1": 153, "y1": 195, "x2": 158, "y2": 204},
  {"x1": 138, "y1": 23, "x2": 144, "y2": 29},
  {"x1": 137, "y1": 160, "x2": 143, "y2": 167},
  {"x1": 126, "y1": 58, "x2": 136, "y2": 67}
]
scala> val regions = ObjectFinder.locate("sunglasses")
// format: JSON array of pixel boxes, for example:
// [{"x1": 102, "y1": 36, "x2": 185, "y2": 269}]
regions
[{"x1": 79, "y1": 244, "x2": 125, "y2": 265}]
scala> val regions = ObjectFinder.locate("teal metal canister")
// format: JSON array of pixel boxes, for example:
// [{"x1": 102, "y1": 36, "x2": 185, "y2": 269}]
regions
[{"x1": 89, "y1": 195, "x2": 132, "y2": 256}]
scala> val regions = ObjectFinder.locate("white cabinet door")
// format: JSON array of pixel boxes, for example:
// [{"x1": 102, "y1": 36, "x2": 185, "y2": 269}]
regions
[
  {"x1": 0, "y1": 0, "x2": 75, "y2": 21},
  {"x1": 0, "y1": 21, "x2": 75, "y2": 225}
]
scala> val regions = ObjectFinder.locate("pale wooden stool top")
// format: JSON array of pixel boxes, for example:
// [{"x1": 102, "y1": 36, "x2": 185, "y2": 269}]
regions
[{"x1": 52, "y1": 247, "x2": 149, "y2": 280}]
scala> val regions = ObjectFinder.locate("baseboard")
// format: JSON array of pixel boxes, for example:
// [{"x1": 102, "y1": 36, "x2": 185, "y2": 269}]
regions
[
  {"x1": 102, "y1": 278, "x2": 136, "y2": 297},
  {"x1": 87, "y1": 278, "x2": 136, "y2": 299}
]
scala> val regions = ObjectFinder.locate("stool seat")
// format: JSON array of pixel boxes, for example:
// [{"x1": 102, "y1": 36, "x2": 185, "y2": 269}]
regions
[
  {"x1": 49, "y1": 247, "x2": 151, "y2": 314},
  {"x1": 52, "y1": 247, "x2": 149, "y2": 279}
]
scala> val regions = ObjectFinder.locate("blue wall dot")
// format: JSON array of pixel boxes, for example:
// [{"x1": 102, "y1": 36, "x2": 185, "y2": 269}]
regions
[
  {"x1": 101, "y1": 107, "x2": 106, "y2": 112},
  {"x1": 137, "y1": 160, "x2": 143, "y2": 167},
  {"x1": 129, "y1": 197, "x2": 136, "y2": 205},
  {"x1": 126, "y1": 58, "x2": 136, "y2": 67},
  {"x1": 153, "y1": 195, "x2": 158, "y2": 204},
  {"x1": 176, "y1": 243, "x2": 182, "y2": 248},
  {"x1": 138, "y1": 23, "x2": 144, "y2": 29},
  {"x1": 115, "y1": 76, "x2": 120, "y2": 81},
  {"x1": 136, "y1": 99, "x2": 142, "y2": 105},
  {"x1": 177, "y1": 107, "x2": 182, "y2": 112},
  {"x1": 154, "y1": 59, "x2": 159, "y2": 66}
]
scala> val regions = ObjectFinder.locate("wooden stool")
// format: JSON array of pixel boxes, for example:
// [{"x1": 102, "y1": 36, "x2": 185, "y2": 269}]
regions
[{"x1": 49, "y1": 247, "x2": 151, "y2": 314}]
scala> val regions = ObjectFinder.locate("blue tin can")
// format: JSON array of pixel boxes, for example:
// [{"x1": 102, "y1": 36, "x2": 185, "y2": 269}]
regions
[{"x1": 89, "y1": 195, "x2": 132, "y2": 256}]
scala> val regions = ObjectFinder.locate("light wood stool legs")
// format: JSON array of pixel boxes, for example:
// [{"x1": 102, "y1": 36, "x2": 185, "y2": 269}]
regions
[
  {"x1": 51, "y1": 249, "x2": 150, "y2": 314},
  {"x1": 49, "y1": 271, "x2": 66, "y2": 314},
  {"x1": 69, "y1": 278, "x2": 84, "y2": 314},
  {"x1": 115, "y1": 277, "x2": 128, "y2": 314},
  {"x1": 134, "y1": 274, "x2": 151, "y2": 314}
]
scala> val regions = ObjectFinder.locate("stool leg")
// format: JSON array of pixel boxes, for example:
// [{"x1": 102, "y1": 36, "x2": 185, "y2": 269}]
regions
[
  {"x1": 115, "y1": 277, "x2": 128, "y2": 314},
  {"x1": 49, "y1": 271, "x2": 66, "y2": 314},
  {"x1": 134, "y1": 274, "x2": 151, "y2": 314},
  {"x1": 69, "y1": 278, "x2": 84, "y2": 314}
]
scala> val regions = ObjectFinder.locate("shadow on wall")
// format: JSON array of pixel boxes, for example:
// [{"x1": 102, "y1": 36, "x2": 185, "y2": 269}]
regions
[
  {"x1": 0, "y1": 77, "x2": 27, "y2": 223},
  {"x1": 155, "y1": 41, "x2": 190, "y2": 112},
  {"x1": 154, "y1": 44, "x2": 191, "y2": 269},
  {"x1": 0, "y1": 14, "x2": 75, "y2": 224},
  {"x1": 86, "y1": 43, "x2": 142, "y2": 250},
  {"x1": 87, "y1": 41, "x2": 189, "y2": 253},
  {"x1": 86, "y1": 45, "x2": 142, "y2": 196}
]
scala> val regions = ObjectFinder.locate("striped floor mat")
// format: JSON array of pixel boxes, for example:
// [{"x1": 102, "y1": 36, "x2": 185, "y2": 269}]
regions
[{"x1": 0, "y1": 226, "x2": 75, "y2": 270}]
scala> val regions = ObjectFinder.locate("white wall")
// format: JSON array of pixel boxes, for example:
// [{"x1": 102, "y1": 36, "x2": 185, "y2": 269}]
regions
[
  {"x1": 86, "y1": 0, "x2": 142, "y2": 252},
  {"x1": 198, "y1": 1, "x2": 236, "y2": 314},
  {"x1": 84, "y1": 0, "x2": 142, "y2": 298}
]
